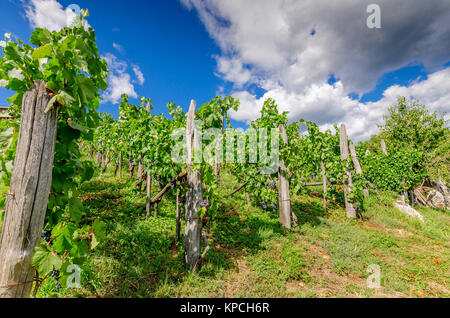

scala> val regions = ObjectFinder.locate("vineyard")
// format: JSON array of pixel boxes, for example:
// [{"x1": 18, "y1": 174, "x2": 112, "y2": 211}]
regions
[{"x1": 0, "y1": 11, "x2": 449, "y2": 298}]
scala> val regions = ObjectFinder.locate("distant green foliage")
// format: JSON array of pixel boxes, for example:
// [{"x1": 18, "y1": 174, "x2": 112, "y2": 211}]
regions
[
  {"x1": 360, "y1": 97, "x2": 448, "y2": 157},
  {"x1": 360, "y1": 97, "x2": 449, "y2": 185},
  {"x1": 428, "y1": 129, "x2": 450, "y2": 182},
  {"x1": 361, "y1": 148, "x2": 427, "y2": 191},
  {"x1": 380, "y1": 97, "x2": 447, "y2": 156}
]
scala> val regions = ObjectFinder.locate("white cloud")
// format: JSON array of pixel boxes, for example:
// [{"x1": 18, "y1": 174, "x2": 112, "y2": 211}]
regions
[
  {"x1": 229, "y1": 67, "x2": 450, "y2": 141},
  {"x1": 101, "y1": 53, "x2": 138, "y2": 104},
  {"x1": 22, "y1": 0, "x2": 145, "y2": 106},
  {"x1": 215, "y1": 56, "x2": 252, "y2": 88},
  {"x1": 24, "y1": 0, "x2": 89, "y2": 31},
  {"x1": 112, "y1": 42, "x2": 124, "y2": 54},
  {"x1": 132, "y1": 65, "x2": 145, "y2": 85},
  {"x1": 182, "y1": 0, "x2": 450, "y2": 141}
]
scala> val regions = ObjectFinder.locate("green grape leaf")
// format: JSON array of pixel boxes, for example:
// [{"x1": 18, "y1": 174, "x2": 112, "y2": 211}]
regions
[
  {"x1": 68, "y1": 197, "x2": 83, "y2": 223},
  {"x1": 31, "y1": 245, "x2": 63, "y2": 275},
  {"x1": 30, "y1": 28, "x2": 52, "y2": 46},
  {"x1": 31, "y1": 44, "x2": 53, "y2": 60},
  {"x1": 92, "y1": 219, "x2": 106, "y2": 241}
]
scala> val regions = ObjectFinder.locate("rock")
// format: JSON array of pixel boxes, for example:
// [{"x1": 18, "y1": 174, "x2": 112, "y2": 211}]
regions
[
  {"x1": 426, "y1": 190, "x2": 446, "y2": 209},
  {"x1": 434, "y1": 179, "x2": 450, "y2": 209},
  {"x1": 394, "y1": 201, "x2": 425, "y2": 222}
]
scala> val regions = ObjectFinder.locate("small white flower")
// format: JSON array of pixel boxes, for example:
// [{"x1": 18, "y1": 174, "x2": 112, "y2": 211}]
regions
[
  {"x1": 140, "y1": 97, "x2": 145, "y2": 102},
  {"x1": 8, "y1": 69, "x2": 25, "y2": 81},
  {"x1": 0, "y1": 41, "x2": 6, "y2": 48},
  {"x1": 0, "y1": 79, "x2": 9, "y2": 87},
  {"x1": 4, "y1": 33, "x2": 11, "y2": 39}
]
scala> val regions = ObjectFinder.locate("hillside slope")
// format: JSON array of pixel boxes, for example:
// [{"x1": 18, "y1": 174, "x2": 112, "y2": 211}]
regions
[{"x1": 37, "y1": 168, "x2": 449, "y2": 298}]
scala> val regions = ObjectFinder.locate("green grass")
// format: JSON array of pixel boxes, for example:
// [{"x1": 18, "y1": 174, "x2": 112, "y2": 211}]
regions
[{"x1": 38, "y1": 166, "x2": 449, "y2": 298}]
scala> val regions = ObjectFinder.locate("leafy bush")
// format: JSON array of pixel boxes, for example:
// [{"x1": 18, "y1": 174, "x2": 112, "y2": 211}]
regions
[{"x1": 361, "y1": 148, "x2": 427, "y2": 192}]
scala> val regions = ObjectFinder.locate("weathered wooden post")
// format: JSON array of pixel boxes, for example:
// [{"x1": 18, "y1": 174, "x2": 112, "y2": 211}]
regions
[
  {"x1": 321, "y1": 160, "x2": 327, "y2": 210},
  {"x1": 0, "y1": 81, "x2": 58, "y2": 298},
  {"x1": 99, "y1": 145, "x2": 105, "y2": 167},
  {"x1": 145, "y1": 102, "x2": 152, "y2": 218},
  {"x1": 339, "y1": 124, "x2": 356, "y2": 218},
  {"x1": 245, "y1": 188, "x2": 251, "y2": 206},
  {"x1": 101, "y1": 152, "x2": 111, "y2": 174},
  {"x1": 113, "y1": 156, "x2": 120, "y2": 177},
  {"x1": 136, "y1": 158, "x2": 144, "y2": 191},
  {"x1": 214, "y1": 115, "x2": 224, "y2": 184},
  {"x1": 128, "y1": 160, "x2": 135, "y2": 180},
  {"x1": 96, "y1": 148, "x2": 102, "y2": 166},
  {"x1": 154, "y1": 202, "x2": 159, "y2": 218},
  {"x1": 380, "y1": 139, "x2": 388, "y2": 155},
  {"x1": 145, "y1": 174, "x2": 152, "y2": 220},
  {"x1": 278, "y1": 125, "x2": 291, "y2": 229},
  {"x1": 185, "y1": 100, "x2": 202, "y2": 270},
  {"x1": 118, "y1": 151, "x2": 123, "y2": 181},
  {"x1": 349, "y1": 141, "x2": 369, "y2": 198}
]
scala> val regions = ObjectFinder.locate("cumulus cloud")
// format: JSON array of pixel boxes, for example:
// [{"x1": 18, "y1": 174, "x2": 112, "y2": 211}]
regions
[
  {"x1": 101, "y1": 53, "x2": 141, "y2": 104},
  {"x1": 132, "y1": 65, "x2": 145, "y2": 85},
  {"x1": 24, "y1": 1, "x2": 144, "y2": 105},
  {"x1": 24, "y1": 0, "x2": 89, "y2": 31},
  {"x1": 215, "y1": 56, "x2": 253, "y2": 88},
  {"x1": 230, "y1": 67, "x2": 450, "y2": 141},
  {"x1": 182, "y1": 0, "x2": 450, "y2": 140}
]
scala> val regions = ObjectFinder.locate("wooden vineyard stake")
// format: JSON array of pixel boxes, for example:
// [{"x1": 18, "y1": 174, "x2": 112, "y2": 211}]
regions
[
  {"x1": 101, "y1": 152, "x2": 111, "y2": 173},
  {"x1": 146, "y1": 175, "x2": 152, "y2": 220},
  {"x1": 136, "y1": 158, "x2": 144, "y2": 191},
  {"x1": 278, "y1": 124, "x2": 291, "y2": 229},
  {"x1": 145, "y1": 102, "x2": 152, "y2": 218},
  {"x1": 349, "y1": 141, "x2": 369, "y2": 198},
  {"x1": 214, "y1": 115, "x2": 224, "y2": 184},
  {"x1": 184, "y1": 100, "x2": 202, "y2": 270},
  {"x1": 339, "y1": 124, "x2": 356, "y2": 218},
  {"x1": 321, "y1": 160, "x2": 327, "y2": 210},
  {"x1": 119, "y1": 151, "x2": 123, "y2": 181},
  {"x1": 128, "y1": 161, "x2": 135, "y2": 180},
  {"x1": 380, "y1": 139, "x2": 388, "y2": 155},
  {"x1": 0, "y1": 82, "x2": 58, "y2": 298},
  {"x1": 245, "y1": 188, "x2": 251, "y2": 206}
]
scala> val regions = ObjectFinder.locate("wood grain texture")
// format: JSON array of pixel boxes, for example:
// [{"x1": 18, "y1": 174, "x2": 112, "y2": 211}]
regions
[
  {"x1": 339, "y1": 124, "x2": 356, "y2": 218},
  {"x1": 380, "y1": 139, "x2": 388, "y2": 155},
  {"x1": 321, "y1": 160, "x2": 327, "y2": 210},
  {"x1": 349, "y1": 141, "x2": 369, "y2": 198},
  {"x1": 184, "y1": 100, "x2": 202, "y2": 270},
  {"x1": 0, "y1": 81, "x2": 58, "y2": 298},
  {"x1": 278, "y1": 125, "x2": 291, "y2": 229}
]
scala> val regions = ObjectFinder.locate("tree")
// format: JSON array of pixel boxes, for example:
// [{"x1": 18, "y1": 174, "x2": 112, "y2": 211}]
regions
[
  {"x1": 428, "y1": 128, "x2": 450, "y2": 182},
  {"x1": 379, "y1": 97, "x2": 448, "y2": 158}
]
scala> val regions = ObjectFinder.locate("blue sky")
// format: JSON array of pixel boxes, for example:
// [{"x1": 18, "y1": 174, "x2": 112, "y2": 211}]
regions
[
  {"x1": 0, "y1": 0, "x2": 226, "y2": 119},
  {"x1": 1, "y1": 0, "x2": 449, "y2": 140}
]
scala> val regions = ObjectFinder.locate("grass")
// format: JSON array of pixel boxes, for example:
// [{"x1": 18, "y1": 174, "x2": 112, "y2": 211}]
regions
[{"x1": 38, "y1": 166, "x2": 449, "y2": 298}]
